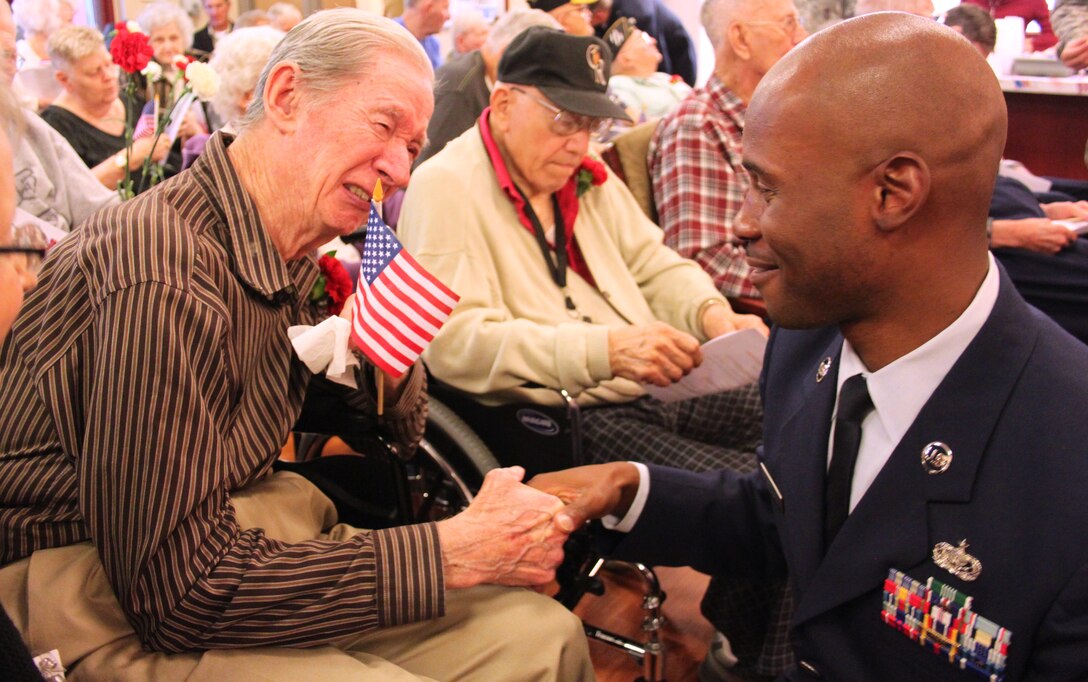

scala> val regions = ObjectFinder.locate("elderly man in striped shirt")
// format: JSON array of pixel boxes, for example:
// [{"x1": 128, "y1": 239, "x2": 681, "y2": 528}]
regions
[{"x1": 0, "y1": 10, "x2": 592, "y2": 681}]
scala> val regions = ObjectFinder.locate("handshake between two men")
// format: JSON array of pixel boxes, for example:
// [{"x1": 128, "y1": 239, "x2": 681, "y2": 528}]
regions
[{"x1": 436, "y1": 463, "x2": 639, "y2": 590}]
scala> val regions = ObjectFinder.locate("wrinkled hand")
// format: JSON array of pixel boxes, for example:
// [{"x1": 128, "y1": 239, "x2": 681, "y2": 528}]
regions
[
  {"x1": 991, "y1": 218, "x2": 1078, "y2": 254},
  {"x1": 609, "y1": 322, "x2": 701, "y2": 387},
  {"x1": 1041, "y1": 200, "x2": 1088, "y2": 221},
  {"x1": 131, "y1": 135, "x2": 171, "y2": 165},
  {"x1": 528, "y1": 463, "x2": 642, "y2": 530},
  {"x1": 1061, "y1": 37, "x2": 1088, "y2": 70},
  {"x1": 701, "y1": 301, "x2": 769, "y2": 340},
  {"x1": 437, "y1": 467, "x2": 575, "y2": 589}
]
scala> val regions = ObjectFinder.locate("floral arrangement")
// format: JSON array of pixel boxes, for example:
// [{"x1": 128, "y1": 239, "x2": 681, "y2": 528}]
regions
[
  {"x1": 575, "y1": 157, "x2": 608, "y2": 198},
  {"x1": 311, "y1": 252, "x2": 353, "y2": 315},
  {"x1": 109, "y1": 22, "x2": 220, "y2": 200}
]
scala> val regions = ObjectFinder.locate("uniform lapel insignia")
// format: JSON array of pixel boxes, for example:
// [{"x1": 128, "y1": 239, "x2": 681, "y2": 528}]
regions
[
  {"x1": 933, "y1": 539, "x2": 982, "y2": 582},
  {"x1": 816, "y1": 356, "x2": 832, "y2": 383},
  {"x1": 882, "y1": 569, "x2": 1011, "y2": 681}
]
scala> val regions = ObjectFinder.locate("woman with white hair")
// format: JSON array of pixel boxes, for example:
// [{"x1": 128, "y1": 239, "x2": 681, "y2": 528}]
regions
[
  {"x1": 209, "y1": 26, "x2": 284, "y2": 129},
  {"x1": 136, "y1": 2, "x2": 197, "y2": 102},
  {"x1": 181, "y1": 25, "x2": 284, "y2": 168},
  {"x1": 11, "y1": 0, "x2": 62, "y2": 69},
  {"x1": 136, "y1": 3, "x2": 207, "y2": 164},
  {"x1": 40, "y1": 25, "x2": 170, "y2": 192},
  {"x1": 10, "y1": 0, "x2": 72, "y2": 110}
]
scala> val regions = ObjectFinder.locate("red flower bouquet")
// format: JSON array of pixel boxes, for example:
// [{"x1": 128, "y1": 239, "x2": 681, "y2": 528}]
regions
[
  {"x1": 110, "y1": 25, "x2": 154, "y2": 74},
  {"x1": 312, "y1": 253, "x2": 353, "y2": 315}
]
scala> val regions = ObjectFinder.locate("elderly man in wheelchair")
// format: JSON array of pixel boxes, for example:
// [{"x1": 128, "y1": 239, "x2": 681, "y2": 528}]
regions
[
  {"x1": 0, "y1": 12, "x2": 593, "y2": 681},
  {"x1": 398, "y1": 25, "x2": 785, "y2": 682}
]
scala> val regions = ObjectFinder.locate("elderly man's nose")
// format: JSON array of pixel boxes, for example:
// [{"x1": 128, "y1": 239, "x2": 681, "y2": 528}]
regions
[{"x1": 377, "y1": 146, "x2": 413, "y2": 190}]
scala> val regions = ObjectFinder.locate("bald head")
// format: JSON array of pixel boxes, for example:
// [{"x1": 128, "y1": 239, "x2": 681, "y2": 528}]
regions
[
  {"x1": 737, "y1": 14, "x2": 1007, "y2": 358},
  {"x1": 751, "y1": 13, "x2": 1005, "y2": 229}
]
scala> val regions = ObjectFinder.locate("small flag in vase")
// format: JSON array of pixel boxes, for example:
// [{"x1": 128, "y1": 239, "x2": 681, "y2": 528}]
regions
[{"x1": 350, "y1": 203, "x2": 459, "y2": 378}]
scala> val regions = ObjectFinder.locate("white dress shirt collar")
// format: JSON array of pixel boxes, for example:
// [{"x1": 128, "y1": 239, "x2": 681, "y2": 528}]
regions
[{"x1": 836, "y1": 253, "x2": 1000, "y2": 509}]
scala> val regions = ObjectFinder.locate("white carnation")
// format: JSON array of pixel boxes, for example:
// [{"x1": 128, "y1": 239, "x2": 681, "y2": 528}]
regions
[
  {"x1": 184, "y1": 61, "x2": 220, "y2": 101},
  {"x1": 126, "y1": 21, "x2": 143, "y2": 34},
  {"x1": 140, "y1": 61, "x2": 163, "y2": 82}
]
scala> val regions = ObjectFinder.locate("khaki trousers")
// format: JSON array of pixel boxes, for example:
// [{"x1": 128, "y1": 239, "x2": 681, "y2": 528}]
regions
[{"x1": 0, "y1": 472, "x2": 594, "y2": 681}]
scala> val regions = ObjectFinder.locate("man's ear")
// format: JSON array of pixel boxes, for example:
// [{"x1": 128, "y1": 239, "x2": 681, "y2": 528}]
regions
[
  {"x1": 869, "y1": 152, "x2": 930, "y2": 232},
  {"x1": 727, "y1": 22, "x2": 752, "y2": 61},
  {"x1": 262, "y1": 61, "x2": 304, "y2": 134},
  {"x1": 489, "y1": 86, "x2": 513, "y2": 131},
  {"x1": 54, "y1": 70, "x2": 69, "y2": 90}
]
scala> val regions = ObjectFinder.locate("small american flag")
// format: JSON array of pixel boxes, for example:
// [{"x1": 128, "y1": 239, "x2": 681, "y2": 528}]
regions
[
  {"x1": 351, "y1": 203, "x2": 459, "y2": 378},
  {"x1": 133, "y1": 109, "x2": 156, "y2": 139}
]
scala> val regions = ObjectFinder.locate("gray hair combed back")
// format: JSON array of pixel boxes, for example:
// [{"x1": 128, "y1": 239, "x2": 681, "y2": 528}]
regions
[
  {"x1": 137, "y1": 2, "x2": 196, "y2": 51},
  {"x1": 483, "y1": 8, "x2": 560, "y2": 54},
  {"x1": 236, "y1": 9, "x2": 433, "y2": 130},
  {"x1": 701, "y1": 0, "x2": 750, "y2": 50}
]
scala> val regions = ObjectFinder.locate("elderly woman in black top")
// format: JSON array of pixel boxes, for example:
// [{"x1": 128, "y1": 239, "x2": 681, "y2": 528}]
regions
[{"x1": 40, "y1": 25, "x2": 168, "y2": 193}]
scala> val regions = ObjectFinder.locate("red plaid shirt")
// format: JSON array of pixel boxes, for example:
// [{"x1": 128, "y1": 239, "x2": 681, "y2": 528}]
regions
[{"x1": 649, "y1": 75, "x2": 757, "y2": 299}]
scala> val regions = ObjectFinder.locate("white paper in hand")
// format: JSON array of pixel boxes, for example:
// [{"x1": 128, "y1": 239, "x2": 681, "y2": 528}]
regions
[
  {"x1": 1054, "y1": 219, "x2": 1088, "y2": 235},
  {"x1": 642, "y1": 328, "x2": 766, "y2": 403}
]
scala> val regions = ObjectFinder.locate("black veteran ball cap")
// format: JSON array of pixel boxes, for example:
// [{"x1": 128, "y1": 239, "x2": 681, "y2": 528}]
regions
[
  {"x1": 498, "y1": 26, "x2": 632, "y2": 121},
  {"x1": 527, "y1": 0, "x2": 593, "y2": 13},
  {"x1": 602, "y1": 17, "x2": 636, "y2": 58}
]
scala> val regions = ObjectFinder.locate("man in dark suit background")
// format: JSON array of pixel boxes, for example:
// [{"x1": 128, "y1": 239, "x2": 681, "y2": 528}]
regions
[
  {"x1": 591, "y1": 0, "x2": 697, "y2": 85},
  {"x1": 532, "y1": 12, "x2": 1088, "y2": 680},
  {"x1": 192, "y1": 0, "x2": 233, "y2": 58}
]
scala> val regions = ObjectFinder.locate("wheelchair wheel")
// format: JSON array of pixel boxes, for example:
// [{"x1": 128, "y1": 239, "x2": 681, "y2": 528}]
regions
[{"x1": 411, "y1": 397, "x2": 501, "y2": 522}]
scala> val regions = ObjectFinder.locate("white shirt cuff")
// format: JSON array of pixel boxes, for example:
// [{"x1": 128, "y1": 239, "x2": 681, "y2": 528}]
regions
[{"x1": 600, "y1": 462, "x2": 649, "y2": 533}]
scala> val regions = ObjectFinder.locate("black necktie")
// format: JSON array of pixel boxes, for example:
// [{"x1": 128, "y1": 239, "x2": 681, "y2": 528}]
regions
[{"x1": 824, "y1": 373, "x2": 874, "y2": 551}]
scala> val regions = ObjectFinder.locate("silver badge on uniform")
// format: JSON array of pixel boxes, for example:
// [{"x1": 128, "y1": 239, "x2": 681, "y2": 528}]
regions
[
  {"x1": 932, "y1": 539, "x2": 981, "y2": 582},
  {"x1": 816, "y1": 356, "x2": 832, "y2": 382},
  {"x1": 920, "y1": 441, "x2": 953, "y2": 474}
]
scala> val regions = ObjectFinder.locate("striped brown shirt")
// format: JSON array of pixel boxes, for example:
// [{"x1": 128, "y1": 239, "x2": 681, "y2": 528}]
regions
[{"x1": 0, "y1": 133, "x2": 442, "y2": 652}]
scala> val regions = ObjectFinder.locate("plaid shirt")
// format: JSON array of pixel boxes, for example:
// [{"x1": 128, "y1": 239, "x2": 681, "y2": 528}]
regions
[{"x1": 649, "y1": 75, "x2": 757, "y2": 299}]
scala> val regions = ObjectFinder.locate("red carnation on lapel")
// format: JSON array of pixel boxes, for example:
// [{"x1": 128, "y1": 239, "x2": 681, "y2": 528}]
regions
[{"x1": 317, "y1": 254, "x2": 353, "y2": 315}]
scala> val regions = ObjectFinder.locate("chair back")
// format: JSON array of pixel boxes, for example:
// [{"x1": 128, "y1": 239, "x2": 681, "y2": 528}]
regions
[{"x1": 601, "y1": 120, "x2": 660, "y2": 223}]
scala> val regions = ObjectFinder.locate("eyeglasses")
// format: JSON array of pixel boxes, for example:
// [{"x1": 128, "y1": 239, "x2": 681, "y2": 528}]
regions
[
  {"x1": 0, "y1": 225, "x2": 49, "y2": 278},
  {"x1": 743, "y1": 13, "x2": 803, "y2": 37},
  {"x1": 511, "y1": 86, "x2": 612, "y2": 139}
]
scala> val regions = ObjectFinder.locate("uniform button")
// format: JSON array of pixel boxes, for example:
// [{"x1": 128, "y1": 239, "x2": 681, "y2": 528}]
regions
[{"x1": 799, "y1": 660, "x2": 821, "y2": 678}]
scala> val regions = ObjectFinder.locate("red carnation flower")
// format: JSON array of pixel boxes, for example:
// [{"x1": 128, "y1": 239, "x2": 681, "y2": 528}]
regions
[
  {"x1": 110, "y1": 27, "x2": 154, "y2": 75},
  {"x1": 582, "y1": 157, "x2": 608, "y2": 186},
  {"x1": 174, "y1": 54, "x2": 195, "y2": 75},
  {"x1": 574, "y1": 157, "x2": 608, "y2": 197},
  {"x1": 317, "y1": 254, "x2": 353, "y2": 315}
]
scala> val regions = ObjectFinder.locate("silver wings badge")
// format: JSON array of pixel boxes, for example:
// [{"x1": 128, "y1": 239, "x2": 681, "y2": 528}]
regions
[{"x1": 932, "y1": 539, "x2": 982, "y2": 582}]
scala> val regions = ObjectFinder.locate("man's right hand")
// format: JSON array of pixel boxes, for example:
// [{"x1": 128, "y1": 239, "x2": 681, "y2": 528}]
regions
[
  {"x1": 991, "y1": 218, "x2": 1078, "y2": 254},
  {"x1": 436, "y1": 467, "x2": 574, "y2": 590},
  {"x1": 528, "y1": 462, "x2": 642, "y2": 529},
  {"x1": 1062, "y1": 37, "x2": 1088, "y2": 69},
  {"x1": 608, "y1": 322, "x2": 702, "y2": 387}
]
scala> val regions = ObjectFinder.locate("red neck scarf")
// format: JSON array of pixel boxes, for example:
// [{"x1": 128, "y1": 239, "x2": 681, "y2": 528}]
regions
[{"x1": 477, "y1": 107, "x2": 602, "y2": 286}]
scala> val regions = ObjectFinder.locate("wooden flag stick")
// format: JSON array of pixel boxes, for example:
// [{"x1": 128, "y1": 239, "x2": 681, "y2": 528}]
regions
[
  {"x1": 376, "y1": 368, "x2": 384, "y2": 416},
  {"x1": 373, "y1": 178, "x2": 385, "y2": 417}
]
